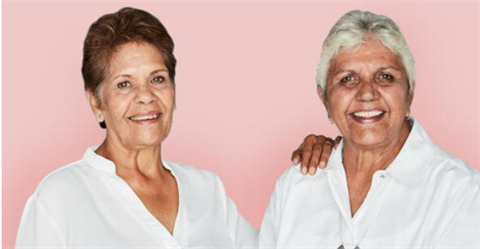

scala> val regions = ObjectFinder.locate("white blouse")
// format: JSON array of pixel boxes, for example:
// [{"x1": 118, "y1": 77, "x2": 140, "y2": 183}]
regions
[
  {"x1": 16, "y1": 147, "x2": 258, "y2": 248},
  {"x1": 259, "y1": 119, "x2": 479, "y2": 249}
]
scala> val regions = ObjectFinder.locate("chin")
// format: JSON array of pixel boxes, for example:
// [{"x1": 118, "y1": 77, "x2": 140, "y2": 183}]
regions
[
  {"x1": 132, "y1": 133, "x2": 165, "y2": 147},
  {"x1": 349, "y1": 130, "x2": 389, "y2": 147},
  {"x1": 130, "y1": 140, "x2": 163, "y2": 150}
]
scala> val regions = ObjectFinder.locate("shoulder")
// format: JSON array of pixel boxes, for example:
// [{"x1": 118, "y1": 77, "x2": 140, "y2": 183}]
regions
[
  {"x1": 31, "y1": 159, "x2": 97, "y2": 207},
  {"x1": 431, "y1": 147, "x2": 480, "y2": 188},
  {"x1": 410, "y1": 120, "x2": 479, "y2": 186},
  {"x1": 276, "y1": 165, "x2": 301, "y2": 185},
  {"x1": 272, "y1": 164, "x2": 326, "y2": 195},
  {"x1": 426, "y1": 147, "x2": 480, "y2": 217},
  {"x1": 277, "y1": 164, "x2": 324, "y2": 184}
]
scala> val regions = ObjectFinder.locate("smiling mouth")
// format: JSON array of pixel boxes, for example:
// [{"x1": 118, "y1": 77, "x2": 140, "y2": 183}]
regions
[
  {"x1": 129, "y1": 113, "x2": 160, "y2": 121},
  {"x1": 352, "y1": 110, "x2": 385, "y2": 118}
]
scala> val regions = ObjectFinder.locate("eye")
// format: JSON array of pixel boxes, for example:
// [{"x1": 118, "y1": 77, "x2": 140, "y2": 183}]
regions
[
  {"x1": 377, "y1": 73, "x2": 395, "y2": 84},
  {"x1": 117, "y1": 81, "x2": 131, "y2": 89},
  {"x1": 341, "y1": 76, "x2": 353, "y2": 82},
  {"x1": 381, "y1": 74, "x2": 393, "y2": 80},
  {"x1": 151, "y1": 76, "x2": 165, "y2": 84},
  {"x1": 340, "y1": 75, "x2": 358, "y2": 87}
]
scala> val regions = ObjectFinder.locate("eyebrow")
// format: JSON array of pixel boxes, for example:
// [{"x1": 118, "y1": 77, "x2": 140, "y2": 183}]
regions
[
  {"x1": 332, "y1": 66, "x2": 402, "y2": 76},
  {"x1": 150, "y1": 69, "x2": 169, "y2": 75},
  {"x1": 378, "y1": 66, "x2": 402, "y2": 71},
  {"x1": 111, "y1": 69, "x2": 169, "y2": 81},
  {"x1": 332, "y1": 69, "x2": 355, "y2": 77}
]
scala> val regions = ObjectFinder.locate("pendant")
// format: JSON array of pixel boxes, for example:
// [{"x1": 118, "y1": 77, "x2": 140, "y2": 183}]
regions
[{"x1": 337, "y1": 246, "x2": 360, "y2": 249}]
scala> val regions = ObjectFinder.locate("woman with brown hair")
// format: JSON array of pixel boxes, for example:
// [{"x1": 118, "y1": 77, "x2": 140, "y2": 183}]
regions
[{"x1": 16, "y1": 7, "x2": 333, "y2": 248}]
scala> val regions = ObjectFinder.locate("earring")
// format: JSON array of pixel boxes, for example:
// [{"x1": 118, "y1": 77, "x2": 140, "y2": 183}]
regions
[{"x1": 98, "y1": 114, "x2": 106, "y2": 129}]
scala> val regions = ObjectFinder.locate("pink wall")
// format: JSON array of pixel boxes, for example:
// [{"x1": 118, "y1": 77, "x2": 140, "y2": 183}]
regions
[{"x1": 3, "y1": 1, "x2": 479, "y2": 247}]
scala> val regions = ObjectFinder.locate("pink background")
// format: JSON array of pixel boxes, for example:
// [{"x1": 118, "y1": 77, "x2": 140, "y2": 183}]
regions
[{"x1": 3, "y1": 1, "x2": 479, "y2": 247}]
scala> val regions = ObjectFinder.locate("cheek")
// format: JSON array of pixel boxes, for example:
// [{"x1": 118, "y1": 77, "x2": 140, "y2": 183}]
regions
[
  {"x1": 380, "y1": 91, "x2": 410, "y2": 121},
  {"x1": 386, "y1": 91, "x2": 409, "y2": 110},
  {"x1": 103, "y1": 94, "x2": 131, "y2": 121},
  {"x1": 327, "y1": 91, "x2": 352, "y2": 118},
  {"x1": 158, "y1": 89, "x2": 176, "y2": 109}
]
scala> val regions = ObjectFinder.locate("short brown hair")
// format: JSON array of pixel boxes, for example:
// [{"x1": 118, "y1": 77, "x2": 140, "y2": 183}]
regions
[{"x1": 81, "y1": 7, "x2": 176, "y2": 101}]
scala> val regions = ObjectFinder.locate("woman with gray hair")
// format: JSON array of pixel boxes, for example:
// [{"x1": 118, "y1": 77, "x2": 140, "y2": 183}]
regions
[{"x1": 259, "y1": 10, "x2": 479, "y2": 249}]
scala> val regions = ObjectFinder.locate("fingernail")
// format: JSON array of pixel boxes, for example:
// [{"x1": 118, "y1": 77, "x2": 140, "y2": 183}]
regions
[
  {"x1": 319, "y1": 161, "x2": 326, "y2": 169},
  {"x1": 301, "y1": 167, "x2": 307, "y2": 175},
  {"x1": 309, "y1": 167, "x2": 316, "y2": 175}
]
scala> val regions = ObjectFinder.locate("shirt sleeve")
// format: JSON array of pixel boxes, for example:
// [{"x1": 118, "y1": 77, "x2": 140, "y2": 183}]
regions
[
  {"x1": 15, "y1": 194, "x2": 66, "y2": 248},
  {"x1": 435, "y1": 180, "x2": 480, "y2": 248},
  {"x1": 214, "y1": 176, "x2": 259, "y2": 248},
  {"x1": 225, "y1": 197, "x2": 259, "y2": 248},
  {"x1": 258, "y1": 175, "x2": 284, "y2": 248}
]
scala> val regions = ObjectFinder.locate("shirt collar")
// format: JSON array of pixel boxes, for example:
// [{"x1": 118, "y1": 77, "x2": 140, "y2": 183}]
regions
[
  {"x1": 386, "y1": 118, "x2": 436, "y2": 187},
  {"x1": 324, "y1": 118, "x2": 436, "y2": 187},
  {"x1": 324, "y1": 140, "x2": 344, "y2": 171},
  {"x1": 82, "y1": 146, "x2": 117, "y2": 174}
]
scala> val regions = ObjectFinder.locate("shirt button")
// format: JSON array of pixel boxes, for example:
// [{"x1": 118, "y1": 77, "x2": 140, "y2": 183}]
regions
[{"x1": 380, "y1": 174, "x2": 385, "y2": 179}]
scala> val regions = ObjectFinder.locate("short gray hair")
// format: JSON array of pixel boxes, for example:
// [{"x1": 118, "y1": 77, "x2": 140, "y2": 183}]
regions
[{"x1": 316, "y1": 10, "x2": 416, "y2": 91}]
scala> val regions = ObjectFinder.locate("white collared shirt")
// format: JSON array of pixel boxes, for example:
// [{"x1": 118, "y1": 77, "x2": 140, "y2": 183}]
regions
[
  {"x1": 16, "y1": 147, "x2": 258, "y2": 248},
  {"x1": 259, "y1": 119, "x2": 480, "y2": 249}
]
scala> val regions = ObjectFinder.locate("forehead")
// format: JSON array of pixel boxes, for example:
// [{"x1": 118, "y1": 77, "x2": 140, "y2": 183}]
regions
[
  {"x1": 108, "y1": 42, "x2": 165, "y2": 73},
  {"x1": 330, "y1": 39, "x2": 402, "y2": 72}
]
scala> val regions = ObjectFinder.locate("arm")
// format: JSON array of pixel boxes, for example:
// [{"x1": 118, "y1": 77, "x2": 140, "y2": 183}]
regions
[
  {"x1": 225, "y1": 197, "x2": 259, "y2": 248},
  {"x1": 214, "y1": 176, "x2": 259, "y2": 248},
  {"x1": 435, "y1": 181, "x2": 480, "y2": 248},
  {"x1": 15, "y1": 194, "x2": 66, "y2": 248},
  {"x1": 258, "y1": 179, "x2": 282, "y2": 248},
  {"x1": 291, "y1": 135, "x2": 342, "y2": 175}
]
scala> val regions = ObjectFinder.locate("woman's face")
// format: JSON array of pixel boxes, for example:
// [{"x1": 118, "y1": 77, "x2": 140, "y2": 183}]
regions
[
  {"x1": 88, "y1": 42, "x2": 175, "y2": 150},
  {"x1": 319, "y1": 39, "x2": 413, "y2": 149}
]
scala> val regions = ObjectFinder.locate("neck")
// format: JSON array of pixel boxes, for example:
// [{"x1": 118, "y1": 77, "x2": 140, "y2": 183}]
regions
[
  {"x1": 95, "y1": 136, "x2": 165, "y2": 180},
  {"x1": 341, "y1": 120, "x2": 411, "y2": 216},
  {"x1": 343, "y1": 120, "x2": 411, "y2": 175}
]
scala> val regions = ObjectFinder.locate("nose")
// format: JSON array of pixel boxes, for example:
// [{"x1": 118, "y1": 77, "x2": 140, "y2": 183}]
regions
[
  {"x1": 356, "y1": 80, "x2": 377, "y2": 102},
  {"x1": 134, "y1": 85, "x2": 156, "y2": 104}
]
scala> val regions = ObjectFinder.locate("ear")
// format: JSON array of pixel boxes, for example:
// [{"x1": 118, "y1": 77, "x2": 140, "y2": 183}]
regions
[
  {"x1": 406, "y1": 81, "x2": 415, "y2": 117},
  {"x1": 85, "y1": 90, "x2": 103, "y2": 122},
  {"x1": 317, "y1": 85, "x2": 328, "y2": 108},
  {"x1": 317, "y1": 85, "x2": 333, "y2": 120}
]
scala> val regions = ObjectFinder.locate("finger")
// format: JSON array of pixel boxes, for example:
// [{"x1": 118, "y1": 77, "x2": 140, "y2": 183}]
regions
[
  {"x1": 301, "y1": 163, "x2": 308, "y2": 175},
  {"x1": 291, "y1": 137, "x2": 307, "y2": 164},
  {"x1": 291, "y1": 150, "x2": 302, "y2": 165},
  {"x1": 334, "y1": 136, "x2": 342, "y2": 148},
  {"x1": 298, "y1": 134, "x2": 317, "y2": 174},
  {"x1": 318, "y1": 139, "x2": 334, "y2": 169},
  {"x1": 308, "y1": 143, "x2": 323, "y2": 175},
  {"x1": 301, "y1": 147, "x2": 313, "y2": 175},
  {"x1": 292, "y1": 149, "x2": 308, "y2": 175}
]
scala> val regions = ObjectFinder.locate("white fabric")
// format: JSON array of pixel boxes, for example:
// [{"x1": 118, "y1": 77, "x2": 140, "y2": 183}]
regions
[
  {"x1": 259, "y1": 119, "x2": 480, "y2": 249},
  {"x1": 16, "y1": 147, "x2": 258, "y2": 248}
]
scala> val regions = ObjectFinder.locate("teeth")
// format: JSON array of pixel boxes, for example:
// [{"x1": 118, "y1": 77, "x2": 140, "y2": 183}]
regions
[
  {"x1": 353, "y1": 110, "x2": 383, "y2": 118},
  {"x1": 130, "y1": 114, "x2": 159, "y2": 121}
]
